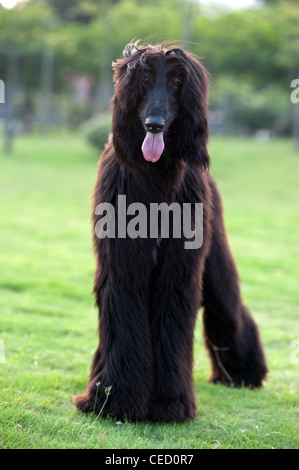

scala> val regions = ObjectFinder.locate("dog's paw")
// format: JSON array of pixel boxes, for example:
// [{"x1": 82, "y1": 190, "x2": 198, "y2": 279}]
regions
[
  {"x1": 209, "y1": 370, "x2": 265, "y2": 389},
  {"x1": 149, "y1": 394, "x2": 197, "y2": 423},
  {"x1": 73, "y1": 385, "x2": 150, "y2": 422},
  {"x1": 73, "y1": 392, "x2": 96, "y2": 413}
]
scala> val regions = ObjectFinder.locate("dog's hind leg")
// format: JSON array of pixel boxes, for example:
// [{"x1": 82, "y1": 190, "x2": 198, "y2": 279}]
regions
[{"x1": 202, "y1": 179, "x2": 268, "y2": 388}]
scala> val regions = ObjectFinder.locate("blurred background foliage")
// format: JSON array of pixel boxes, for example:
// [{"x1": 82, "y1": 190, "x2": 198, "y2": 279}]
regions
[{"x1": 0, "y1": 0, "x2": 298, "y2": 152}]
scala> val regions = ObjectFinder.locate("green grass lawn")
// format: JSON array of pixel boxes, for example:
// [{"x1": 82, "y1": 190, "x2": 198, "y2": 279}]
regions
[{"x1": 0, "y1": 133, "x2": 298, "y2": 449}]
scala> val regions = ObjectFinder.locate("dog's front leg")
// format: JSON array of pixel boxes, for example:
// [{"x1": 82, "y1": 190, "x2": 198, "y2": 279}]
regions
[
  {"x1": 74, "y1": 238, "x2": 155, "y2": 422},
  {"x1": 148, "y1": 237, "x2": 205, "y2": 422}
]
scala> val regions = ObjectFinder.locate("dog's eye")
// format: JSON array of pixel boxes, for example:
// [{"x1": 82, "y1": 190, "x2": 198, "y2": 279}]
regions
[
  {"x1": 172, "y1": 78, "x2": 182, "y2": 89},
  {"x1": 143, "y1": 74, "x2": 150, "y2": 85}
]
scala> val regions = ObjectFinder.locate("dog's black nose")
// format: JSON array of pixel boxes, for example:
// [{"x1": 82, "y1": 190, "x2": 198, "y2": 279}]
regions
[{"x1": 145, "y1": 117, "x2": 165, "y2": 134}]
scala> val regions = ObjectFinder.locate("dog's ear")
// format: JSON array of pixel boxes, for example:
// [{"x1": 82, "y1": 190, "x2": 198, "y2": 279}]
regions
[
  {"x1": 112, "y1": 43, "x2": 145, "y2": 111},
  {"x1": 173, "y1": 50, "x2": 210, "y2": 169},
  {"x1": 111, "y1": 44, "x2": 145, "y2": 167}
]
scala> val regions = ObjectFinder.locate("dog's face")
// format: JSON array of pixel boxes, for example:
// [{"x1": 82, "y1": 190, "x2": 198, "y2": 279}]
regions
[
  {"x1": 112, "y1": 43, "x2": 210, "y2": 169},
  {"x1": 138, "y1": 54, "x2": 183, "y2": 162}
]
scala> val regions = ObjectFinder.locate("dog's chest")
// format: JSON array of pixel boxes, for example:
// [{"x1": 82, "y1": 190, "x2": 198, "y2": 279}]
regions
[{"x1": 152, "y1": 236, "x2": 162, "y2": 265}]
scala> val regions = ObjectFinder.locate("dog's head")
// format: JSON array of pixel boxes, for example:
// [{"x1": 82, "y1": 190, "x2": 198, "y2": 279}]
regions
[{"x1": 112, "y1": 41, "x2": 210, "y2": 169}]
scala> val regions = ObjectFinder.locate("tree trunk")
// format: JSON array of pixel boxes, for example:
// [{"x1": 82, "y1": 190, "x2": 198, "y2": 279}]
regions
[
  {"x1": 40, "y1": 45, "x2": 54, "y2": 130},
  {"x1": 4, "y1": 51, "x2": 18, "y2": 154}
]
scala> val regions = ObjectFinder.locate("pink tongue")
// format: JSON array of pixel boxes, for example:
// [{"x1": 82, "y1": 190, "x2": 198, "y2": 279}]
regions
[{"x1": 141, "y1": 132, "x2": 164, "y2": 162}]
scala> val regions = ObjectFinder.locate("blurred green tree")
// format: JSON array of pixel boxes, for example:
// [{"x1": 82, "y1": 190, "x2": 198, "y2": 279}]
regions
[{"x1": 0, "y1": 0, "x2": 298, "y2": 146}]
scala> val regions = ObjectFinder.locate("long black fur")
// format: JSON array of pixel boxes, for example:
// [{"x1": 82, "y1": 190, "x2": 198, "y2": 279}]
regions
[{"x1": 74, "y1": 42, "x2": 268, "y2": 422}]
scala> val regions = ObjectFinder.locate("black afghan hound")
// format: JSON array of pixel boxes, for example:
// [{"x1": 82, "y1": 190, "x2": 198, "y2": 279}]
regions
[{"x1": 74, "y1": 42, "x2": 268, "y2": 422}]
